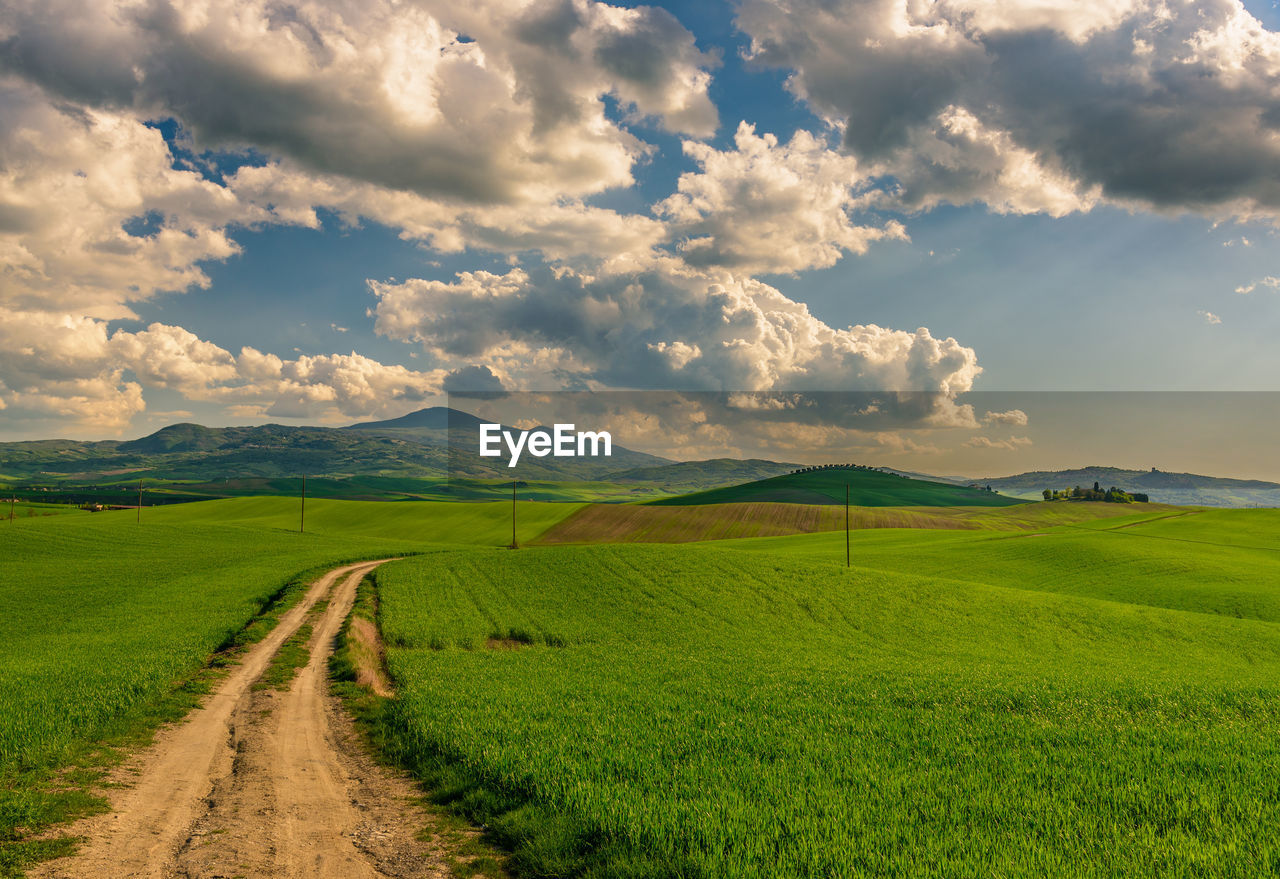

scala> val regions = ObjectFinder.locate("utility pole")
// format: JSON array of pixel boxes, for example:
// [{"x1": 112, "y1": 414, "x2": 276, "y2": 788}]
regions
[
  {"x1": 8, "y1": 496, "x2": 13, "y2": 523},
  {"x1": 137, "y1": 480, "x2": 143, "y2": 524},
  {"x1": 845, "y1": 483, "x2": 850, "y2": 569},
  {"x1": 510, "y1": 481, "x2": 519, "y2": 549},
  {"x1": 300, "y1": 474, "x2": 306, "y2": 534}
]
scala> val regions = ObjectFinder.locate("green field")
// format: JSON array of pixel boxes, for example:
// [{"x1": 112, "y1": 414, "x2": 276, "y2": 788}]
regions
[
  {"x1": 0, "y1": 498, "x2": 580, "y2": 872},
  {"x1": 4, "y1": 497, "x2": 1280, "y2": 877},
  {"x1": 0, "y1": 501, "x2": 84, "y2": 520},
  {"x1": 372, "y1": 507, "x2": 1280, "y2": 877},
  {"x1": 650, "y1": 467, "x2": 1026, "y2": 507},
  {"x1": 538, "y1": 499, "x2": 1178, "y2": 544}
]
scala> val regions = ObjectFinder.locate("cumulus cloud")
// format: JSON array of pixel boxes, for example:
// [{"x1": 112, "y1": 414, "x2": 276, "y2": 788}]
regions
[
  {"x1": 1198, "y1": 309, "x2": 1223, "y2": 324},
  {"x1": 984, "y1": 408, "x2": 1028, "y2": 426},
  {"x1": 0, "y1": 308, "x2": 449, "y2": 431},
  {"x1": 225, "y1": 160, "x2": 667, "y2": 264},
  {"x1": 371, "y1": 260, "x2": 982, "y2": 408},
  {"x1": 738, "y1": 0, "x2": 1280, "y2": 219},
  {"x1": 0, "y1": 81, "x2": 253, "y2": 317},
  {"x1": 443, "y1": 364, "x2": 507, "y2": 394},
  {"x1": 0, "y1": 0, "x2": 717, "y2": 206},
  {"x1": 0, "y1": 0, "x2": 999, "y2": 439},
  {"x1": 964, "y1": 434, "x2": 1032, "y2": 451},
  {"x1": 657, "y1": 122, "x2": 906, "y2": 273}
]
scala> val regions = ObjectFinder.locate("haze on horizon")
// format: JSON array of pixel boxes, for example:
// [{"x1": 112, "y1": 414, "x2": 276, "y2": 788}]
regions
[{"x1": 1, "y1": 0, "x2": 1278, "y2": 477}]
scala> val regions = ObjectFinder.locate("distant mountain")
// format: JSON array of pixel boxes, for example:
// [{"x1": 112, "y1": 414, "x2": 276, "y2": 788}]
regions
[
  {"x1": 0, "y1": 422, "x2": 446, "y2": 483},
  {"x1": 979, "y1": 466, "x2": 1280, "y2": 507},
  {"x1": 118, "y1": 422, "x2": 229, "y2": 454},
  {"x1": 344, "y1": 406, "x2": 483, "y2": 432},
  {"x1": 0, "y1": 408, "x2": 666, "y2": 488}
]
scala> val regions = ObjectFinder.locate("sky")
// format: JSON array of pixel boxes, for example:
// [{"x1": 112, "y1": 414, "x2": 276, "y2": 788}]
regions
[{"x1": 2, "y1": 0, "x2": 1280, "y2": 476}]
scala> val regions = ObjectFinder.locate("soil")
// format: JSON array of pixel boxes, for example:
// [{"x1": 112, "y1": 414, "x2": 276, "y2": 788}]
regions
[{"x1": 31, "y1": 560, "x2": 482, "y2": 879}]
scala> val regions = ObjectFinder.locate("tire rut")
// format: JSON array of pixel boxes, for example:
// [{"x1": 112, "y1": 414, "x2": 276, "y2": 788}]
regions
[{"x1": 32, "y1": 560, "x2": 457, "y2": 879}]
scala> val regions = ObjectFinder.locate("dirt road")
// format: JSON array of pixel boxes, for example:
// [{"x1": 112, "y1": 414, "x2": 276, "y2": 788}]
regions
[{"x1": 34, "y1": 560, "x2": 455, "y2": 879}]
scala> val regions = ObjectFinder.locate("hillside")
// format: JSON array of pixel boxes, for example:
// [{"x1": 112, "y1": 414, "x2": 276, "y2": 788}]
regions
[
  {"x1": 981, "y1": 466, "x2": 1280, "y2": 506},
  {"x1": 0, "y1": 408, "x2": 666, "y2": 489},
  {"x1": 537, "y1": 499, "x2": 1162, "y2": 544},
  {"x1": 649, "y1": 467, "x2": 1026, "y2": 507},
  {"x1": 376, "y1": 509, "x2": 1280, "y2": 877}
]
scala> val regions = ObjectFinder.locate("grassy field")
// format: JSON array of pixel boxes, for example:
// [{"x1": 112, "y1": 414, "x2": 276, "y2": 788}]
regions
[
  {"x1": 649, "y1": 467, "x2": 1027, "y2": 507},
  {"x1": 538, "y1": 499, "x2": 1177, "y2": 543},
  {"x1": 6, "y1": 495, "x2": 1279, "y2": 877},
  {"x1": 0, "y1": 498, "x2": 580, "y2": 873},
  {"x1": 153, "y1": 495, "x2": 582, "y2": 545},
  {"x1": 373, "y1": 507, "x2": 1280, "y2": 878},
  {"x1": 722, "y1": 508, "x2": 1280, "y2": 624},
  {"x1": 0, "y1": 501, "x2": 85, "y2": 520}
]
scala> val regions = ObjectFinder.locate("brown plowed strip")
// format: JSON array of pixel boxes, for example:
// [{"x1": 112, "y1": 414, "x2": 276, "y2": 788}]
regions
[
  {"x1": 534, "y1": 502, "x2": 976, "y2": 544},
  {"x1": 32, "y1": 560, "x2": 461, "y2": 879},
  {"x1": 534, "y1": 501, "x2": 1188, "y2": 544}
]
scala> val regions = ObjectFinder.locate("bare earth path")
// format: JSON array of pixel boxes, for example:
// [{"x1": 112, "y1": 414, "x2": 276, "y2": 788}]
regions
[{"x1": 33, "y1": 560, "x2": 458, "y2": 879}]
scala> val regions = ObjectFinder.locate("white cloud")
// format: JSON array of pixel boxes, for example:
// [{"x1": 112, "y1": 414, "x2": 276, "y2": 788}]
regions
[
  {"x1": 0, "y1": 81, "x2": 253, "y2": 318},
  {"x1": 1198, "y1": 309, "x2": 1223, "y2": 324},
  {"x1": 737, "y1": 0, "x2": 1280, "y2": 220},
  {"x1": 0, "y1": 308, "x2": 449, "y2": 432},
  {"x1": 0, "y1": 0, "x2": 1000, "y2": 438},
  {"x1": 657, "y1": 122, "x2": 906, "y2": 273},
  {"x1": 226, "y1": 161, "x2": 667, "y2": 265},
  {"x1": 964, "y1": 435, "x2": 1032, "y2": 451},
  {"x1": 984, "y1": 408, "x2": 1029, "y2": 426},
  {"x1": 1, "y1": 0, "x2": 717, "y2": 206},
  {"x1": 370, "y1": 259, "x2": 981, "y2": 404}
]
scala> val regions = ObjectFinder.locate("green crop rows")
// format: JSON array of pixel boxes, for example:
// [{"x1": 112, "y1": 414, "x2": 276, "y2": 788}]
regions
[
  {"x1": 4, "y1": 498, "x2": 1280, "y2": 877},
  {"x1": 376, "y1": 511, "x2": 1280, "y2": 877},
  {"x1": 0, "y1": 498, "x2": 579, "y2": 873}
]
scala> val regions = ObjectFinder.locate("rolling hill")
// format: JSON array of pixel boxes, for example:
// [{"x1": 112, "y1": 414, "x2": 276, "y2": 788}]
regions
[
  {"x1": 648, "y1": 466, "x2": 1027, "y2": 507},
  {"x1": 979, "y1": 465, "x2": 1280, "y2": 506}
]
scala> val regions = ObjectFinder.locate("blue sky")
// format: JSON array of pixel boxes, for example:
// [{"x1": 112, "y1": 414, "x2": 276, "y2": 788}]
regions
[{"x1": 2, "y1": 0, "x2": 1280, "y2": 474}]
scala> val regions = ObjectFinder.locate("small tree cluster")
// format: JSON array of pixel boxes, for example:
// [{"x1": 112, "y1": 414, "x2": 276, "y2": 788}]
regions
[{"x1": 1041, "y1": 483, "x2": 1147, "y2": 503}]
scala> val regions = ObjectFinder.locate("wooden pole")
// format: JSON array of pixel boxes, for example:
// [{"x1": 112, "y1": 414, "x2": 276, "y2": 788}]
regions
[
  {"x1": 510, "y1": 481, "x2": 518, "y2": 549},
  {"x1": 300, "y1": 474, "x2": 306, "y2": 534},
  {"x1": 8, "y1": 496, "x2": 13, "y2": 523},
  {"x1": 137, "y1": 480, "x2": 142, "y2": 524},
  {"x1": 845, "y1": 483, "x2": 850, "y2": 568}
]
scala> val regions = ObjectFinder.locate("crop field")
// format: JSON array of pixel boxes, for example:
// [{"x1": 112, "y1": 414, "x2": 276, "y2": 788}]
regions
[
  {"x1": 0, "y1": 501, "x2": 84, "y2": 520},
  {"x1": 375, "y1": 508, "x2": 1280, "y2": 878},
  {"x1": 0, "y1": 498, "x2": 578, "y2": 872},
  {"x1": 5, "y1": 496, "x2": 1278, "y2": 877},
  {"x1": 538, "y1": 499, "x2": 1177, "y2": 544},
  {"x1": 153, "y1": 495, "x2": 581, "y2": 544},
  {"x1": 724, "y1": 508, "x2": 1280, "y2": 623}
]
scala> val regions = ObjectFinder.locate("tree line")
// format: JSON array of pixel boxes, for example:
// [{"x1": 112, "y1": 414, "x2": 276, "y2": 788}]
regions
[{"x1": 1042, "y1": 482, "x2": 1149, "y2": 503}]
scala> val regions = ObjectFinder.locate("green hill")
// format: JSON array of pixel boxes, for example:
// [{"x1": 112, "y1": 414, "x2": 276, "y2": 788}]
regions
[{"x1": 649, "y1": 466, "x2": 1027, "y2": 507}]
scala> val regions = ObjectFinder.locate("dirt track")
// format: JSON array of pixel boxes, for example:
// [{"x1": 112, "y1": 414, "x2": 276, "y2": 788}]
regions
[{"x1": 33, "y1": 561, "x2": 455, "y2": 879}]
